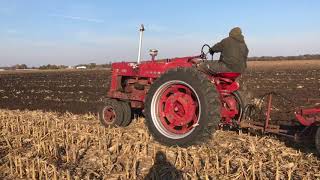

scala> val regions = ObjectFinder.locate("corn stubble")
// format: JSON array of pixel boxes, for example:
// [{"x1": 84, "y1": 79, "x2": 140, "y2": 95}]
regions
[{"x1": 0, "y1": 109, "x2": 319, "y2": 179}]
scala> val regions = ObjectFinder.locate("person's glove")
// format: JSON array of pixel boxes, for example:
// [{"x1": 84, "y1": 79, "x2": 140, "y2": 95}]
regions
[{"x1": 209, "y1": 48, "x2": 214, "y2": 55}]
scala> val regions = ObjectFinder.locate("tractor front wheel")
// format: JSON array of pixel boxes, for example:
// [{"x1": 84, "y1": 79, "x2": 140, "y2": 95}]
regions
[
  {"x1": 98, "y1": 98, "x2": 124, "y2": 127},
  {"x1": 145, "y1": 68, "x2": 220, "y2": 146},
  {"x1": 119, "y1": 101, "x2": 132, "y2": 126}
]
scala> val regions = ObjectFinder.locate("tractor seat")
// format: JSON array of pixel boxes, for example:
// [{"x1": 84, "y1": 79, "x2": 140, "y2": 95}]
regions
[{"x1": 216, "y1": 72, "x2": 241, "y2": 79}]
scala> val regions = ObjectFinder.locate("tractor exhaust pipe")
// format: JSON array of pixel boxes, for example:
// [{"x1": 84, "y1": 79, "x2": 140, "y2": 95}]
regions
[{"x1": 137, "y1": 24, "x2": 145, "y2": 64}]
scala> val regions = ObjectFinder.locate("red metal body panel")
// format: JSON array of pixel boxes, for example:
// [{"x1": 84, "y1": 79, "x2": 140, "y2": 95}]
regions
[
  {"x1": 108, "y1": 56, "x2": 197, "y2": 102},
  {"x1": 210, "y1": 73, "x2": 241, "y2": 124},
  {"x1": 295, "y1": 107, "x2": 320, "y2": 126},
  {"x1": 111, "y1": 56, "x2": 196, "y2": 78}
]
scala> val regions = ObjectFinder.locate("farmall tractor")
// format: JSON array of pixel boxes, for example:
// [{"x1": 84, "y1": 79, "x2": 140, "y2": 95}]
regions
[
  {"x1": 98, "y1": 25, "x2": 243, "y2": 146},
  {"x1": 98, "y1": 25, "x2": 320, "y2": 151}
]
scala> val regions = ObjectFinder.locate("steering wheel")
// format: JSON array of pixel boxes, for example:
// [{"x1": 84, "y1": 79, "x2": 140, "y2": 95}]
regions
[{"x1": 201, "y1": 44, "x2": 213, "y2": 60}]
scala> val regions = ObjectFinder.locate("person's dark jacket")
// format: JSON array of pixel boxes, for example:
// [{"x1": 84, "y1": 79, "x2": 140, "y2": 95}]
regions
[{"x1": 210, "y1": 27, "x2": 249, "y2": 73}]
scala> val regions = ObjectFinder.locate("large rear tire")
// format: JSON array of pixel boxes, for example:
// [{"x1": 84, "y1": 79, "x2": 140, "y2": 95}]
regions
[
  {"x1": 316, "y1": 127, "x2": 320, "y2": 155},
  {"x1": 145, "y1": 68, "x2": 220, "y2": 146},
  {"x1": 98, "y1": 98, "x2": 124, "y2": 127}
]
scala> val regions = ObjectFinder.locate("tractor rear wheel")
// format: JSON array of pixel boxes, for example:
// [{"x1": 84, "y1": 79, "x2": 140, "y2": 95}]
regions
[
  {"x1": 98, "y1": 98, "x2": 124, "y2": 127},
  {"x1": 316, "y1": 127, "x2": 320, "y2": 155},
  {"x1": 145, "y1": 67, "x2": 220, "y2": 146}
]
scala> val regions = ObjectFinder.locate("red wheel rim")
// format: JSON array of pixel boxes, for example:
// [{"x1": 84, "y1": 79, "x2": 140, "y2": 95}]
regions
[
  {"x1": 102, "y1": 106, "x2": 116, "y2": 124},
  {"x1": 157, "y1": 84, "x2": 199, "y2": 135}
]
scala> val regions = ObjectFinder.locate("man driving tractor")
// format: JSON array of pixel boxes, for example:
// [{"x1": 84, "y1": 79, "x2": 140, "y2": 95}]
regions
[{"x1": 199, "y1": 27, "x2": 249, "y2": 73}]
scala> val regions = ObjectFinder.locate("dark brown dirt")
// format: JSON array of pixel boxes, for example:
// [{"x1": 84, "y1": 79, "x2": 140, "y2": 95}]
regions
[
  {"x1": 0, "y1": 60, "x2": 319, "y2": 116},
  {"x1": 243, "y1": 60, "x2": 320, "y2": 108},
  {"x1": 0, "y1": 69, "x2": 111, "y2": 114}
]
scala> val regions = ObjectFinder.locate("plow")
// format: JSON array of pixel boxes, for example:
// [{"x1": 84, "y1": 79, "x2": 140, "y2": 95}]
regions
[
  {"x1": 242, "y1": 92, "x2": 320, "y2": 150},
  {"x1": 97, "y1": 25, "x2": 320, "y2": 154}
]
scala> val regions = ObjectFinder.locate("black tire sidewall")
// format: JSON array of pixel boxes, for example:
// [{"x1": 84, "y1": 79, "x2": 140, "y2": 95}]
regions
[
  {"x1": 119, "y1": 101, "x2": 132, "y2": 126},
  {"x1": 232, "y1": 91, "x2": 244, "y2": 122}
]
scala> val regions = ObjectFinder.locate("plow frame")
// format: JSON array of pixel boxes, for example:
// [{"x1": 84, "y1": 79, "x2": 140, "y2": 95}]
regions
[{"x1": 239, "y1": 93, "x2": 320, "y2": 142}]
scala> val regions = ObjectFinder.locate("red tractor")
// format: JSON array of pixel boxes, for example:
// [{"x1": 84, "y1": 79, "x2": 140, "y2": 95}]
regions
[
  {"x1": 98, "y1": 25, "x2": 243, "y2": 146},
  {"x1": 98, "y1": 26, "x2": 320, "y2": 153}
]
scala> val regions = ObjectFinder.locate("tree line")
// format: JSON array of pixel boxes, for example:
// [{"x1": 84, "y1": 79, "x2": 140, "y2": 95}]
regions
[
  {"x1": 1, "y1": 62, "x2": 112, "y2": 70},
  {"x1": 248, "y1": 54, "x2": 320, "y2": 61}
]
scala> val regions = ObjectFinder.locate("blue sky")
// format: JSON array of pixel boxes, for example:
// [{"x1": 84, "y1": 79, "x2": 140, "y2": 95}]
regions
[{"x1": 0, "y1": 0, "x2": 319, "y2": 66}]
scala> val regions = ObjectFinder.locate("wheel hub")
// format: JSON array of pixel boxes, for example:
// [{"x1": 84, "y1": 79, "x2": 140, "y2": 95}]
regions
[
  {"x1": 103, "y1": 106, "x2": 116, "y2": 123},
  {"x1": 164, "y1": 92, "x2": 196, "y2": 126},
  {"x1": 157, "y1": 84, "x2": 199, "y2": 135}
]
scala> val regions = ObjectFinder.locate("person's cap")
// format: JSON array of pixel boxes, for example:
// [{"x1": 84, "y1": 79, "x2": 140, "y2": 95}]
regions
[{"x1": 229, "y1": 27, "x2": 242, "y2": 37}]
